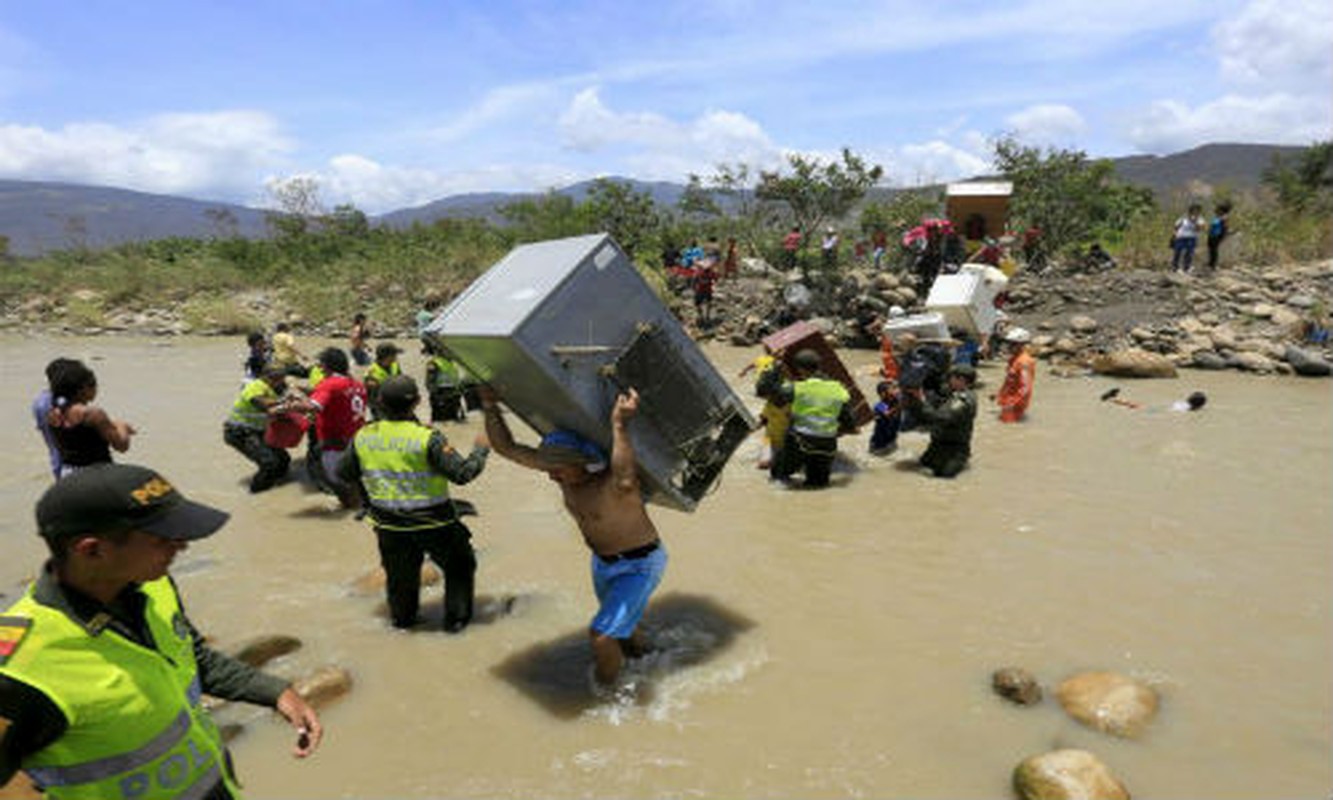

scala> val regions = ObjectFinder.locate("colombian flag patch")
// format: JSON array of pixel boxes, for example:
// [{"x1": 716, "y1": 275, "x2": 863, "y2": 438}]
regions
[{"x1": 0, "y1": 615, "x2": 33, "y2": 666}]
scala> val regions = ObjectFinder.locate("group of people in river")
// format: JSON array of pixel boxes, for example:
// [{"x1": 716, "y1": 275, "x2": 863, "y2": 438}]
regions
[{"x1": 9, "y1": 301, "x2": 676, "y2": 797}]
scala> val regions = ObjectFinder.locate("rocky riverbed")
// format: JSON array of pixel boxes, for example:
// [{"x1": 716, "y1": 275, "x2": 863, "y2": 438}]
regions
[{"x1": 5, "y1": 259, "x2": 1331, "y2": 377}]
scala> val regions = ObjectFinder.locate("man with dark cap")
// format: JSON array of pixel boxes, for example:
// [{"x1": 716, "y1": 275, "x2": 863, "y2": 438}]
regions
[
  {"x1": 364, "y1": 343, "x2": 403, "y2": 421},
  {"x1": 0, "y1": 463, "x2": 322, "y2": 799},
  {"x1": 757, "y1": 348, "x2": 856, "y2": 488},
  {"x1": 339, "y1": 375, "x2": 489, "y2": 633},
  {"x1": 906, "y1": 364, "x2": 978, "y2": 478}
]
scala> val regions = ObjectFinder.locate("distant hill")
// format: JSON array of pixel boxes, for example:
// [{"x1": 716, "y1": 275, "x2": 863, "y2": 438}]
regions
[
  {"x1": 0, "y1": 181, "x2": 268, "y2": 257},
  {"x1": 0, "y1": 143, "x2": 1306, "y2": 257}
]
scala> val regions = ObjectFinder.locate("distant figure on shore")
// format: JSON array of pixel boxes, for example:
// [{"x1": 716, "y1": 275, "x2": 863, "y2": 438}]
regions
[
  {"x1": 244, "y1": 330, "x2": 271, "y2": 381},
  {"x1": 341, "y1": 375, "x2": 490, "y2": 633},
  {"x1": 46, "y1": 360, "x2": 136, "y2": 477},
  {"x1": 758, "y1": 348, "x2": 855, "y2": 489},
  {"x1": 1206, "y1": 202, "x2": 1232, "y2": 270},
  {"x1": 481, "y1": 386, "x2": 665, "y2": 690},
  {"x1": 782, "y1": 225, "x2": 802, "y2": 269},
  {"x1": 821, "y1": 227, "x2": 840, "y2": 270},
  {"x1": 1171, "y1": 203, "x2": 1204, "y2": 273},
  {"x1": 350, "y1": 312, "x2": 372, "y2": 367},
  {"x1": 906, "y1": 364, "x2": 977, "y2": 478},
  {"x1": 693, "y1": 260, "x2": 717, "y2": 327}
]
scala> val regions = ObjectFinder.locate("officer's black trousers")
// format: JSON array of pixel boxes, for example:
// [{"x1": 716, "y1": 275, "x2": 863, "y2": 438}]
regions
[
  {"x1": 223, "y1": 425, "x2": 291, "y2": 493},
  {"x1": 375, "y1": 523, "x2": 476, "y2": 632}
]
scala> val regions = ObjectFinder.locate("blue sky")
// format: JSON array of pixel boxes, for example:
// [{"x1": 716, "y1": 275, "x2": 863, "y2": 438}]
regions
[{"x1": 2, "y1": 0, "x2": 1330, "y2": 213}]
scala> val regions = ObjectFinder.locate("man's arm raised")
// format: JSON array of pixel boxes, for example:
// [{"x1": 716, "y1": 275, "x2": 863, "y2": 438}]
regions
[
  {"x1": 609, "y1": 389, "x2": 641, "y2": 494},
  {"x1": 478, "y1": 385, "x2": 565, "y2": 471}
]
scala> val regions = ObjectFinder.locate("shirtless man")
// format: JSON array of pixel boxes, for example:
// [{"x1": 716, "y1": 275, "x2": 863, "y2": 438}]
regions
[{"x1": 480, "y1": 386, "x2": 665, "y2": 688}]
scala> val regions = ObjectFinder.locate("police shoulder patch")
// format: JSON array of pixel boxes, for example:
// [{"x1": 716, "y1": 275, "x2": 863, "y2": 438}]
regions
[{"x1": 0, "y1": 615, "x2": 34, "y2": 666}]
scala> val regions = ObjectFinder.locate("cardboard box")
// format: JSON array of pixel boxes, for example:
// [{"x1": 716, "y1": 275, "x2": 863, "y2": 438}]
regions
[
  {"x1": 425, "y1": 233, "x2": 755, "y2": 512},
  {"x1": 760, "y1": 321, "x2": 872, "y2": 428}
]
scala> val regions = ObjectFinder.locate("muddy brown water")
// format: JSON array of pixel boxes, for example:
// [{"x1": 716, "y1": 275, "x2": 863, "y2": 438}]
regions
[{"x1": 1, "y1": 335, "x2": 1330, "y2": 799}]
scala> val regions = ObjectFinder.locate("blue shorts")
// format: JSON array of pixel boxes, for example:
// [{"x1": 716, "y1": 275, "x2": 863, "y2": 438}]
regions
[{"x1": 589, "y1": 544, "x2": 667, "y2": 639}]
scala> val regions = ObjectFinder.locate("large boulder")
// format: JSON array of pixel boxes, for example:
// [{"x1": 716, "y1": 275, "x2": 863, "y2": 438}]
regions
[
  {"x1": 1013, "y1": 750, "x2": 1129, "y2": 800},
  {"x1": 1286, "y1": 346, "x2": 1333, "y2": 377},
  {"x1": 1069, "y1": 315, "x2": 1099, "y2": 334},
  {"x1": 1230, "y1": 351, "x2": 1277, "y2": 373},
  {"x1": 1091, "y1": 349, "x2": 1178, "y2": 379},
  {"x1": 1055, "y1": 671, "x2": 1159, "y2": 738},
  {"x1": 1190, "y1": 350, "x2": 1229, "y2": 370}
]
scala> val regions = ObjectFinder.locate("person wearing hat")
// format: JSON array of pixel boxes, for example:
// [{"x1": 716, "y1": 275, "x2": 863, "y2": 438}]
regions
[
  {"x1": 339, "y1": 375, "x2": 489, "y2": 633},
  {"x1": 480, "y1": 387, "x2": 666, "y2": 689},
  {"x1": 757, "y1": 348, "x2": 856, "y2": 488},
  {"x1": 223, "y1": 367, "x2": 294, "y2": 493},
  {"x1": 0, "y1": 464, "x2": 323, "y2": 799},
  {"x1": 290, "y1": 348, "x2": 367, "y2": 507},
  {"x1": 993, "y1": 326, "x2": 1035, "y2": 423},
  {"x1": 906, "y1": 363, "x2": 978, "y2": 478},
  {"x1": 423, "y1": 339, "x2": 467, "y2": 424},
  {"x1": 364, "y1": 343, "x2": 403, "y2": 421}
]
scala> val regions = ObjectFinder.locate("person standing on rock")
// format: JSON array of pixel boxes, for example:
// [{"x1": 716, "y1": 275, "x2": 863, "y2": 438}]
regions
[
  {"x1": 1206, "y1": 201, "x2": 1232, "y2": 270},
  {"x1": 758, "y1": 349, "x2": 856, "y2": 488},
  {"x1": 906, "y1": 364, "x2": 978, "y2": 478},
  {"x1": 0, "y1": 464, "x2": 323, "y2": 799},
  {"x1": 1170, "y1": 203, "x2": 1204, "y2": 273},
  {"x1": 479, "y1": 386, "x2": 666, "y2": 689},
  {"x1": 993, "y1": 327, "x2": 1035, "y2": 423},
  {"x1": 340, "y1": 375, "x2": 489, "y2": 633}
]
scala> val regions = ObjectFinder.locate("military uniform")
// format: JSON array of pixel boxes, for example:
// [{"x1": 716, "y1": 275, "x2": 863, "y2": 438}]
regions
[{"x1": 912, "y1": 387, "x2": 977, "y2": 478}]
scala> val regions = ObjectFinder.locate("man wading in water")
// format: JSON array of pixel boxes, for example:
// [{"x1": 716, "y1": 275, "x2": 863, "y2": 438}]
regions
[{"x1": 479, "y1": 386, "x2": 665, "y2": 690}]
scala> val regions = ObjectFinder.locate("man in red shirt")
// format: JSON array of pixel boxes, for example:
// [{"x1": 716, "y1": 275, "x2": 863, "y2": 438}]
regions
[
  {"x1": 301, "y1": 348, "x2": 368, "y2": 506},
  {"x1": 781, "y1": 225, "x2": 802, "y2": 269}
]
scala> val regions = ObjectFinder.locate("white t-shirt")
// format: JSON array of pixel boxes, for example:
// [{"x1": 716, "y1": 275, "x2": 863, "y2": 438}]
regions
[{"x1": 1174, "y1": 215, "x2": 1201, "y2": 240}]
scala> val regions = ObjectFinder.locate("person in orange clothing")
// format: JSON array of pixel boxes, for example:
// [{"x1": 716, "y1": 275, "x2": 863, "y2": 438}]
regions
[
  {"x1": 878, "y1": 306, "x2": 906, "y2": 380},
  {"x1": 994, "y1": 327, "x2": 1035, "y2": 422}
]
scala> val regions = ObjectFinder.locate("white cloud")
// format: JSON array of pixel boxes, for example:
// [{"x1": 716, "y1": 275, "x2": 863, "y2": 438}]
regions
[
  {"x1": 882, "y1": 140, "x2": 991, "y2": 186},
  {"x1": 428, "y1": 82, "x2": 566, "y2": 144},
  {"x1": 1126, "y1": 93, "x2": 1332, "y2": 152},
  {"x1": 1003, "y1": 104, "x2": 1087, "y2": 146},
  {"x1": 557, "y1": 87, "x2": 783, "y2": 178},
  {"x1": 0, "y1": 111, "x2": 292, "y2": 197},
  {"x1": 1213, "y1": 0, "x2": 1333, "y2": 91}
]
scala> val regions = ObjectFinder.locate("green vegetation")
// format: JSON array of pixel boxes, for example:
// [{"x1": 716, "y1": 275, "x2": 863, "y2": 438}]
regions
[{"x1": 2, "y1": 142, "x2": 1329, "y2": 332}]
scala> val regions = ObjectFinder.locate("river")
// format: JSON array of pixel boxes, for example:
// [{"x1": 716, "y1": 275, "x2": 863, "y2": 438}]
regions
[{"x1": 1, "y1": 335, "x2": 1330, "y2": 799}]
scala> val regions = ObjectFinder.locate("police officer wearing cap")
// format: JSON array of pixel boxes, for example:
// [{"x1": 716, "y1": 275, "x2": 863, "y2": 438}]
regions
[
  {"x1": 0, "y1": 464, "x2": 322, "y2": 799},
  {"x1": 364, "y1": 343, "x2": 403, "y2": 421},
  {"x1": 906, "y1": 364, "x2": 978, "y2": 478},
  {"x1": 339, "y1": 375, "x2": 489, "y2": 633},
  {"x1": 757, "y1": 348, "x2": 857, "y2": 488}
]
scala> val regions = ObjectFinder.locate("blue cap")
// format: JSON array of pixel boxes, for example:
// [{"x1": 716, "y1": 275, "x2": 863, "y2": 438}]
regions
[{"x1": 539, "y1": 430, "x2": 607, "y2": 472}]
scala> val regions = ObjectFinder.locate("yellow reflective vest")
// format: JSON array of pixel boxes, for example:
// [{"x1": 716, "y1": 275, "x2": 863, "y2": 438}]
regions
[
  {"x1": 427, "y1": 356, "x2": 461, "y2": 391},
  {"x1": 791, "y1": 377, "x2": 850, "y2": 438},
  {"x1": 0, "y1": 579, "x2": 239, "y2": 800},
  {"x1": 352, "y1": 420, "x2": 450, "y2": 528},
  {"x1": 226, "y1": 378, "x2": 275, "y2": 430}
]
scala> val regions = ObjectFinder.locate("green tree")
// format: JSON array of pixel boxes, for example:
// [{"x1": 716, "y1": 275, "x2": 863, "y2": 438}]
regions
[
  {"x1": 325, "y1": 204, "x2": 371, "y2": 238},
  {"x1": 1264, "y1": 140, "x2": 1333, "y2": 211},
  {"x1": 500, "y1": 191, "x2": 594, "y2": 243},
  {"x1": 755, "y1": 148, "x2": 885, "y2": 247},
  {"x1": 993, "y1": 136, "x2": 1155, "y2": 259},
  {"x1": 583, "y1": 178, "x2": 661, "y2": 259}
]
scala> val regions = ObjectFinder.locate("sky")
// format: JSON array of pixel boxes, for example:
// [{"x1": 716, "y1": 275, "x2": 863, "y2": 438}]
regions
[{"x1": 1, "y1": 0, "x2": 1331, "y2": 214}]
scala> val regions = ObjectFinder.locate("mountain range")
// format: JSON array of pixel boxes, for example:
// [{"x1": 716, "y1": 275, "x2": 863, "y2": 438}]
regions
[{"x1": 0, "y1": 143, "x2": 1304, "y2": 257}]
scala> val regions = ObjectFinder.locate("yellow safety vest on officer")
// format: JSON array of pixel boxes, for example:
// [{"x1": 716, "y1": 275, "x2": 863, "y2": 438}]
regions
[
  {"x1": 790, "y1": 377, "x2": 851, "y2": 438},
  {"x1": 352, "y1": 420, "x2": 451, "y2": 530},
  {"x1": 427, "y1": 356, "x2": 461, "y2": 390},
  {"x1": 0, "y1": 579, "x2": 238, "y2": 800},
  {"x1": 226, "y1": 378, "x2": 277, "y2": 431}
]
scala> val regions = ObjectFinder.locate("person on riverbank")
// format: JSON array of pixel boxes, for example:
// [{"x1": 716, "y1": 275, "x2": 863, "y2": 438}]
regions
[
  {"x1": 0, "y1": 464, "x2": 323, "y2": 799},
  {"x1": 693, "y1": 259, "x2": 717, "y2": 327},
  {"x1": 340, "y1": 376, "x2": 489, "y2": 633},
  {"x1": 906, "y1": 364, "x2": 977, "y2": 478},
  {"x1": 480, "y1": 387, "x2": 665, "y2": 689},
  {"x1": 46, "y1": 361, "x2": 136, "y2": 477},
  {"x1": 758, "y1": 348, "x2": 855, "y2": 489},
  {"x1": 1171, "y1": 203, "x2": 1205, "y2": 273},
  {"x1": 993, "y1": 327, "x2": 1035, "y2": 423},
  {"x1": 33, "y1": 358, "x2": 81, "y2": 481},
  {"x1": 223, "y1": 368, "x2": 293, "y2": 493},
  {"x1": 365, "y1": 343, "x2": 403, "y2": 421},
  {"x1": 350, "y1": 313, "x2": 372, "y2": 367},
  {"x1": 782, "y1": 226, "x2": 801, "y2": 269},
  {"x1": 271, "y1": 322, "x2": 310, "y2": 378},
  {"x1": 1206, "y1": 202, "x2": 1232, "y2": 270}
]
